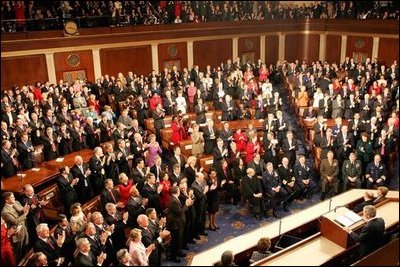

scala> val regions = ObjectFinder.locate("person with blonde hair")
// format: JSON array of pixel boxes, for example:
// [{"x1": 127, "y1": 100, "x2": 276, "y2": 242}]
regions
[
  {"x1": 191, "y1": 123, "x2": 204, "y2": 157},
  {"x1": 250, "y1": 237, "x2": 272, "y2": 263},
  {"x1": 127, "y1": 228, "x2": 155, "y2": 266}
]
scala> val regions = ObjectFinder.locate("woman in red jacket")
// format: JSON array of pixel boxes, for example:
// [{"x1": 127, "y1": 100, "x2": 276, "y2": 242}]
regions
[
  {"x1": 171, "y1": 115, "x2": 185, "y2": 145},
  {"x1": 159, "y1": 172, "x2": 172, "y2": 212},
  {"x1": 1, "y1": 217, "x2": 16, "y2": 266},
  {"x1": 234, "y1": 128, "x2": 248, "y2": 152},
  {"x1": 245, "y1": 135, "x2": 261, "y2": 163}
]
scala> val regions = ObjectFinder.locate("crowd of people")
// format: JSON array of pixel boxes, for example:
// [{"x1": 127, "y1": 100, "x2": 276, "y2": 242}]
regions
[
  {"x1": 2, "y1": 1, "x2": 399, "y2": 32},
  {"x1": 0, "y1": 51, "x2": 399, "y2": 265}
]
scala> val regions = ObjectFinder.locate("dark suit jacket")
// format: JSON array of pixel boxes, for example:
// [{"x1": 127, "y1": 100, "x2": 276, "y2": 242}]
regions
[
  {"x1": 169, "y1": 154, "x2": 186, "y2": 171},
  {"x1": 100, "y1": 188, "x2": 121, "y2": 209},
  {"x1": 167, "y1": 195, "x2": 187, "y2": 230},
  {"x1": 57, "y1": 174, "x2": 78, "y2": 208},
  {"x1": 140, "y1": 183, "x2": 160, "y2": 212},
  {"x1": 33, "y1": 236, "x2": 61, "y2": 264},
  {"x1": 17, "y1": 140, "x2": 35, "y2": 170},
  {"x1": 71, "y1": 163, "x2": 93, "y2": 203},
  {"x1": 127, "y1": 196, "x2": 146, "y2": 228},
  {"x1": 1, "y1": 148, "x2": 16, "y2": 178},
  {"x1": 150, "y1": 163, "x2": 168, "y2": 182},
  {"x1": 349, "y1": 217, "x2": 385, "y2": 257},
  {"x1": 75, "y1": 251, "x2": 96, "y2": 266}
]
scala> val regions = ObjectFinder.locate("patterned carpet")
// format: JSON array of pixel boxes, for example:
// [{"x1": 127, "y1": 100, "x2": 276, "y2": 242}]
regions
[{"x1": 163, "y1": 82, "x2": 399, "y2": 266}]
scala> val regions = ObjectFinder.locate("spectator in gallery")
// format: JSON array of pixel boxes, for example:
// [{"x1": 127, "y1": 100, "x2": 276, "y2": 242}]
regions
[
  {"x1": 215, "y1": 250, "x2": 236, "y2": 266},
  {"x1": 250, "y1": 237, "x2": 272, "y2": 263}
]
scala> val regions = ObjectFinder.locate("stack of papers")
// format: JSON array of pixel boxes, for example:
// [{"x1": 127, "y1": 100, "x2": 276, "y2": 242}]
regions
[
  {"x1": 55, "y1": 158, "x2": 64, "y2": 162},
  {"x1": 334, "y1": 211, "x2": 363, "y2": 227}
]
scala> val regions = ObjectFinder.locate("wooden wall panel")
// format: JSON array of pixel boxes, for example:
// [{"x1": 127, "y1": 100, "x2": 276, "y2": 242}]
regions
[
  {"x1": 99, "y1": 46, "x2": 152, "y2": 76},
  {"x1": 285, "y1": 34, "x2": 320, "y2": 63},
  {"x1": 378, "y1": 38, "x2": 399, "y2": 66},
  {"x1": 325, "y1": 35, "x2": 342, "y2": 64},
  {"x1": 1, "y1": 55, "x2": 47, "y2": 90},
  {"x1": 53, "y1": 50, "x2": 94, "y2": 82},
  {"x1": 193, "y1": 39, "x2": 232, "y2": 70},
  {"x1": 346, "y1": 36, "x2": 373, "y2": 60},
  {"x1": 238, "y1": 36, "x2": 260, "y2": 64},
  {"x1": 265, "y1": 35, "x2": 279, "y2": 65},
  {"x1": 158, "y1": 42, "x2": 188, "y2": 71}
]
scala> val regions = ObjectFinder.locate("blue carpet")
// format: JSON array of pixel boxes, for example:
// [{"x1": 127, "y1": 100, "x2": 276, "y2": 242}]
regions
[{"x1": 163, "y1": 83, "x2": 399, "y2": 266}]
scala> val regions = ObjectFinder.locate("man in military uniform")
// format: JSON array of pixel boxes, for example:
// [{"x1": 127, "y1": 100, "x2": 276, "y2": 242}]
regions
[
  {"x1": 294, "y1": 155, "x2": 317, "y2": 200},
  {"x1": 365, "y1": 154, "x2": 387, "y2": 189},
  {"x1": 320, "y1": 151, "x2": 339, "y2": 201},
  {"x1": 262, "y1": 162, "x2": 288, "y2": 218},
  {"x1": 278, "y1": 157, "x2": 299, "y2": 212},
  {"x1": 342, "y1": 152, "x2": 362, "y2": 191}
]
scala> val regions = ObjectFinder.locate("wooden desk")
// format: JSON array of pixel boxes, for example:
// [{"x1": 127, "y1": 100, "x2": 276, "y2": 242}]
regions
[
  {"x1": 2, "y1": 149, "x2": 94, "y2": 194},
  {"x1": 262, "y1": 235, "x2": 345, "y2": 266},
  {"x1": 188, "y1": 189, "x2": 399, "y2": 266}
]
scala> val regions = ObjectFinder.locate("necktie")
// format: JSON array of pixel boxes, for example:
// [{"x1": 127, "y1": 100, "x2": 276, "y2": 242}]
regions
[
  {"x1": 380, "y1": 143, "x2": 385, "y2": 155},
  {"x1": 109, "y1": 190, "x2": 117, "y2": 203},
  {"x1": 46, "y1": 238, "x2": 55, "y2": 250}
]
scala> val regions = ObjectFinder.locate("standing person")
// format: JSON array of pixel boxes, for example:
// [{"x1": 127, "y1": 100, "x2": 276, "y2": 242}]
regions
[
  {"x1": 89, "y1": 147, "x2": 107, "y2": 196},
  {"x1": 191, "y1": 172, "x2": 209, "y2": 239},
  {"x1": 178, "y1": 181, "x2": 195, "y2": 249},
  {"x1": 145, "y1": 134, "x2": 162, "y2": 168},
  {"x1": 1, "y1": 192, "x2": 30, "y2": 261},
  {"x1": 159, "y1": 172, "x2": 172, "y2": 213},
  {"x1": 167, "y1": 185, "x2": 193, "y2": 263},
  {"x1": 21, "y1": 184, "x2": 47, "y2": 243},
  {"x1": 127, "y1": 228, "x2": 155, "y2": 266},
  {"x1": 57, "y1": 166, "x2": 79, "y2": 217},
  {"x1": 346, "y1": 205, "x2": 385, "y2": 258},
  {"x1": 207, "y1": 169, "x2": 221, "y2": 231},
  {"x1": 1, "y1": 217, "x2": 16, "y2": 266}
]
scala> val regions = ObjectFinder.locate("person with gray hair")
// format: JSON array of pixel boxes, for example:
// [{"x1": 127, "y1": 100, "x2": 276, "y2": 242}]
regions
[
  {"x1": 33, "y1": 223, "x2": 65, "y2": 266},
  {"x1": 215, "y1": 250, "x2": 236, "y2": 266},
  {"x1": 116, "y1": 248, "x2": 133, "y2": 266},
  {"x1": 75, "y1": 237, "x2": 107, "y2": 266},
  {"x1": 346, "y1": 205, "x2": 385, "y2": 257}
]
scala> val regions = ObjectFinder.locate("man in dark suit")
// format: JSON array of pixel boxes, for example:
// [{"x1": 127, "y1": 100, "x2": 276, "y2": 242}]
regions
[
  {"x1": 33, "y1": 223, "x2": 64, "y2": 266},
  {"x1": 103, "y1": 203, "x2": 129, "y2": 252},
  {"x1": 54, "y1": 214, "x2": 76, "y2": 261},
  {"x1": 294, "y1": 155, "x2": 317, "y2": 200},
  {"x1": 281, "y1": 131, "x2": 297, "y2": 167},
  {"x1": 100, "y1": 179, "x2": 123, "y2": 211},
  {"x1": 241, "y1": 168, "x2": 263, "y2": 219},
  {"x1": 150, "y1": 156, "x2": 168, "y2": 182},
  {"x1": 302, "y1": 106, "x2": 318, "y2": 119},
  {"x1": 57, "y1": 166, "x2": 78, "y2": 217},
  {"x1": 202, "y1": 119, "x2": 218, "y2": 155},
  {"x1": 71, "y1": 155, "x2": 93, "y2": 204},
  {"x1": 75, "y1": 237, "x2": 106, "y2": 266},
  {"x1": 21, "y1": 184, "x2": 47, "y2": 243},
  {"x1": 191, "y1": 172, "x2": 209, "y2": 238},
  {"x1": 89, "y1": 147, "x2": 106, "y2": 196},
  {"x1": 221, "y1": 94, "x2": 236, "y2": 121},
  {"x1": 140, "y1": 173, "x2": 162, "y2": 213},
  {"x1": 17, "y1": 132, "x2": 35, "y2": 170},
  {"x1": 212, "y1": 138, "x2": 229, "y2": 169},
  {"x1": 169, "y1": 163, "x2": 184, "y2": 186},
  {"x1": 127, "y1": 186, "x2": 148, "y2": 228},
  {"x1": 169, "y1": 146, "x2": 186, "y2": 172},
  {"x1": 1, "y1": 140, "x2": 17, "y2": 178},
  {"x1": 137, "y1": 214, "x2": 170, "y2": 266},
  {"x1": 132, "y1": 158, "x2": 148, "y2": 191},
  {"x1": 262, "y1": 162, "x2": 288, "y2": 218},
  {"x1": 347, "y1": 205, "x2": 385, "y2": 257},
  {"x1": 167, "y1": 186, "x2": 193, "y2": 263},
  {"x1": 115, "y1": 139, "x2": 133, "y2": 177}
]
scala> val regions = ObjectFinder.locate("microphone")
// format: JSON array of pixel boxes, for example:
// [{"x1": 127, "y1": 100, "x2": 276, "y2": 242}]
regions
[
  {"x1": 278, "y1": 217, "x2": 282, "y2": 236},
  {"x1": 328, "y1": 197, "x2": 333, "y2": 212},
  {"x1": 333, "y1": 204, "x2": 348, "y2": 213}
]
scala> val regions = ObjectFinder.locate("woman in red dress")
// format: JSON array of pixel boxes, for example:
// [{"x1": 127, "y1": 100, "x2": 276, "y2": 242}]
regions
[
  {"x1": 258, "y1": 64, "x2": 270, "y2": 82},
  {"x1": 245, "y1": 135, "x2": 260, "y2": 163},
  {"x1": 171, "y1": 115, "x2": 184, "y2": 145},
  {"x1": 1, "y1": 217, "x2": 16, "y2": 266},
  {"x1": 234, "y1": 128, "x2": 247, "y2": 152},
  {"x1": 116, "y1": 173, "x2": 134, "y2": 207},
  {"x1": 159, "y1": 172, "x2": 172, "y2": 212}
]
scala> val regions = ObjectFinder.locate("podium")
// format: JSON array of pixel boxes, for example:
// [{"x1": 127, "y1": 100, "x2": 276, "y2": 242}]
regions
[{"x1": 320, "y1": 207, "x2": 364, "y2": 248}]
